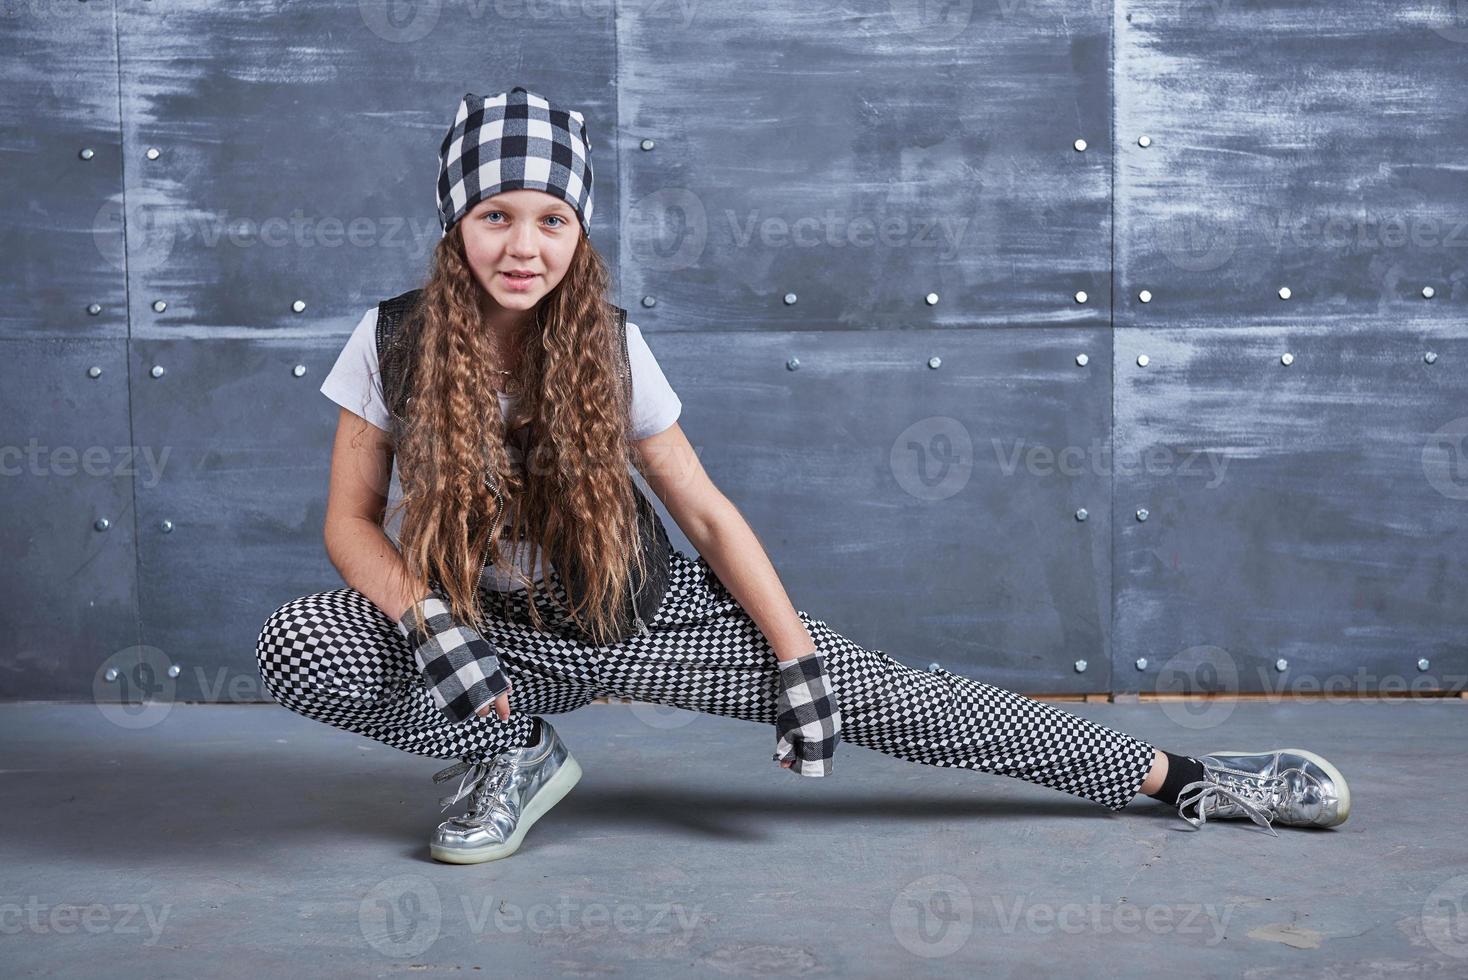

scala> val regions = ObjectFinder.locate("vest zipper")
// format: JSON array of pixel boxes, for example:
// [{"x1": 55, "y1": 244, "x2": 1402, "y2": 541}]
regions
[{"x1": 477, "y1": 471, "x2": 506, "y2": 583}]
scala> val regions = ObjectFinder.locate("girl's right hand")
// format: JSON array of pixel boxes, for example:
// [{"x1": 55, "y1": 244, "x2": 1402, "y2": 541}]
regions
[{"x1": 478, "y1": 678, "x2": 512, "y2": 721}]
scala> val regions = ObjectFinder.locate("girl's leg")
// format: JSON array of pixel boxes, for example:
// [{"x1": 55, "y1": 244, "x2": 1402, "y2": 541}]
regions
[
  {"x1": 255, "y1": 586, "x2": 599, "y2": 762},
  {"x1": 597, "y1": 550, "x2": 1158, "y2": 812}
]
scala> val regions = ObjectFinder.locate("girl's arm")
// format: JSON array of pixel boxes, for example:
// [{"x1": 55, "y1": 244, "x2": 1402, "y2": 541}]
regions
[
  {"x1": 322, "y1": 406, "x2": 421, "y2": 622},
  {"x1": 635, "y1": 422, "x2": 817, "y2": 664}
]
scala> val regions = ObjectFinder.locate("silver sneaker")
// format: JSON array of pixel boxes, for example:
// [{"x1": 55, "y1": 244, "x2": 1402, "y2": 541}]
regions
[
  {"x1": 1176, "y1": 747, "x2": 1351, "y2": 836},
  {"x1": 429, "y1": 720, "x2": 583, "y2": 864}
]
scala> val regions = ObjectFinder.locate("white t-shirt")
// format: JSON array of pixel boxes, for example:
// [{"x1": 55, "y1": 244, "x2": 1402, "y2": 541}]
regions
[{"x1": 320, "y1": 304, "x2": 682, "y2": 590}]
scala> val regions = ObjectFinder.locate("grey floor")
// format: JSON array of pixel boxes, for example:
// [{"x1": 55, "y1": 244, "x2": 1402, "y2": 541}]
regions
[{"x1": 2, "y1": 697, "x2": 1464, "y2": 978}]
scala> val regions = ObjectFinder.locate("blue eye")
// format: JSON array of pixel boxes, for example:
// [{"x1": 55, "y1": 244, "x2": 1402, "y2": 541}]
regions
[
  {"x1": 544, "y1": 215, "x2": 566, "y2": 228},
  {"x1": 482, "y1": 210, "x2": 504, "y2": 222}
]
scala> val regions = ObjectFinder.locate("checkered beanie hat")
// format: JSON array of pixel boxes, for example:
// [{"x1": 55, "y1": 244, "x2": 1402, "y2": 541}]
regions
[{"x1": 436, "y1": 86, "x2": 595, "y2": 239}]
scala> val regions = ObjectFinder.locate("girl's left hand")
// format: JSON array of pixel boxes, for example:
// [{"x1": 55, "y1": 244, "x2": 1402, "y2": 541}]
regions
[{"x1": 773, "y1": 650, "x2": 842, "y2": 777}]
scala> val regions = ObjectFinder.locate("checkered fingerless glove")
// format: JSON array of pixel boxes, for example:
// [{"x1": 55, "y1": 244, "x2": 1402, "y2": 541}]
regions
[
  {"x1": 773, "y1": 650, "x2": 842, "y2": 777},
  {"x1": 396, "y1": 595, "x2": 511, "y2": 724}
]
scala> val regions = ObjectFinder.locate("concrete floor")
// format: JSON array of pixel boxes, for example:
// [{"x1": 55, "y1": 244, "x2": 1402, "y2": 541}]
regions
[{"x1": 2, "y1": 698, "x2": 1464, "y2": 978}]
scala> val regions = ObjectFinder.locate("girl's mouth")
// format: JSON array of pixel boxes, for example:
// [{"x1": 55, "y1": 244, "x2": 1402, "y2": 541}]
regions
[{"x1": 501, "y1": 272, "x2": 539, "y2": 289}]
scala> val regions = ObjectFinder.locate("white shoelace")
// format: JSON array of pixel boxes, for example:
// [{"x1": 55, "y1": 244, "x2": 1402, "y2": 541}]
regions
[
  {"x1": 1174, "y1": 762, "x2": 1315, "y2": 838},
  {"x1": 433, "y1": 756, "x2": 516, "y2": 814}
]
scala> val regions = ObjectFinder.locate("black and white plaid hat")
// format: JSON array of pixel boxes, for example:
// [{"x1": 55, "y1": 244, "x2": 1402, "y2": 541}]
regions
[{"x1": 436, "y1": 86, "x2": 595, "y2": 238}]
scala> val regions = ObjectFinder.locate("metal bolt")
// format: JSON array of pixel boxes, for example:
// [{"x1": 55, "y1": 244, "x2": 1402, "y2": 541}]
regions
[
  {"x1": 1136, "y1": 353, "x2": 1149, "y2": 367},
  {"x1": 1422, "y1": 286, "x2": 1435, "y2": 299},
  {"x1": 1075, "y1": 508, "x2": 1088, "y2": 521},
  {"x1": 1281, "y1": 352, "x2": 1294, "y2": 366},
  {"x1": 1425, "y1": 351, "x2": 1438, "y2": 364},
  {"x1": 1135, "y1": 657, "x2": 1149, "y2": 670},
  {"x1": 152, "y1": 299, "x2": 167, "y2": 313},
  {"x1": 925, "y1": 292, "x2": 939, "y2": 306},
  {"x1": 1277, "y1": 286, "x2": 1291, "y2": 300},
  {"x1": 79, "y1": 147, "x2": 95, "y2": 160},
  {"x1": 1274, "y1": 658, "x2": 1288, "y2": 672},
  {"x1": 145, "y1": 146, "x2": 160, "y2": 160},
  {"x1": 94, "y1": 518, "x2": 110, "y2": 531},
  {"x1": 783, "y1": 292, "x2": 797, "y2": 305},
  {"x1": 167, "y1": 664, "x2": 181, "y2": 678},
  {"x1": 1417, "y1": 658, "x2": 1430, "y2": 672},
  {"x1": 640, "y1": 295, "x2": 656, "y2": 308},
  {"x1": 104, "y1": 668, "x2": 119, "y2": 682},
  {"x1": 1137, "y1": 135, "x2": 1151, "y2": 148},
  {"x1": 87, "y1": 303, "x2": 102, "y2": 315},
  {"x1": 1073, "y1": 138, "x2": 1087, "y2": 152},
  {"x1": 1075, "y1": 353, "x2": 1089, "y2": 366},
  {"x1": 1138, "y1": 289, "x2": 1152, "y2": 304},
  {"x1": 1074, "y1": 290, "x2": 1088, "y2": 304},
  {"x1": 160, "y1": 519, "x2": 173, "y2": 533},
  {"x1": 927, "y1": 356, "x2": 942, "y2": 369},
  {"x1": 640, "y1": 138, "x2": 655, "y2": 151},
  {"x1": 291, "y1": 299, "x2": 306, "y2": 313},
  {"x1": 1136, "y1": 508, "x2": 1149, "y2": 522},
  {"x1": 786, "y1": 357, "x2": 800, "y2": 371},
  {"x1": 1074, "y1": 659, "x2": 1088, "y2": 672},
  {"x1": 87, "y1": 366, "x2": 102, "y2": 379},
  {"x1": 292, "y1": 364, "x2": 306, "y2": 377},
  {"x1": 150, "y1": 365, "x2": 165, "y2": 378}
]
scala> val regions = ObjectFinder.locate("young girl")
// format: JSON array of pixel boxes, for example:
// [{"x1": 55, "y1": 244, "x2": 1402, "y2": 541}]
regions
[{"x1": 255, "y1": 86, "x2": 1350, "y2": 865}]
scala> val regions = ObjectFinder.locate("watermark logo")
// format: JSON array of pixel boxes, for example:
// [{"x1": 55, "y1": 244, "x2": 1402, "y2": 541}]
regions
[
  {"x1": 360, "y1": 874, "x2": 442, "y2": 958},
  {"x1": 891, "y1": 416, "x2": 973, "y2": 501},
  {"x1": 890, "y1": 873, "x2": 974, "y2": 958},
  {"x1": 1423, "y1": 417, "x2": 1468, "y2": 501},
  {"x1": 1154, "y1": 644, "x2": 1240, "y2": 731},
  {"x1": 1423, "y1": 874, "x2": 1468, "y2": 958}
]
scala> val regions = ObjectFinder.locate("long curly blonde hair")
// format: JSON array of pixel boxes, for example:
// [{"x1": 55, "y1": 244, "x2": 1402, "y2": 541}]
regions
[{"x1": 380, "y1": 222, "x2": 648, "y2": 643}]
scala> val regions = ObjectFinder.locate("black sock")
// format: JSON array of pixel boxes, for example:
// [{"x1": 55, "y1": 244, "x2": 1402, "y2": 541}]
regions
[{"x1": 1146, "y1": 751, "x2": 1206, "y2": 816}]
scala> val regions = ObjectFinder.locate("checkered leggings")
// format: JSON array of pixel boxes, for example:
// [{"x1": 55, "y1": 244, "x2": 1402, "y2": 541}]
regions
[{"x1": 256, "y1": 548, "x2": 1157, "y2": 811}]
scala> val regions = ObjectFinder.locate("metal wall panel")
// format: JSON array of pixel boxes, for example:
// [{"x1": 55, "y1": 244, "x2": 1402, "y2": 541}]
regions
[
  {"x1": 1111, "y1": 321, "x2": 1467, "y2": 693},
  {"x1": 618, "y1": 0, "x2": 1112, "y2": 331},
  {"x1": 129, "y1": 337, "x2": 350, "y2": 702},
  {"x1": 1, "y1": 3, "x2": 138, "y2": 702},
  {"x1": 1114, "y1": 0, "x2": 1468, "y2": 325},
  {"x1": 109, "y1": 1, "x2": 619, "y2": 700},
  {"x1": 652, "y1": 325, "x2": 1116, "y2": 694},
  {"x1": 0, "y1": 0, "x2": 126, "y2": 337},
  {"x1": 114, "y1": 0, "x2": 621, "y2": 339},
  {"x1": 0, "y1": 339, "x2": 139, "y2": 700}
]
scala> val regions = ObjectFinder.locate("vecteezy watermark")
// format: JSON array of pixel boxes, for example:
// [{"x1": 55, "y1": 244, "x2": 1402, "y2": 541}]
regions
[
  {"x1": 1157, "y1": 205, "x2": 1468, "y2": 274},
  {"x1": 1423, "y1": 417, "x2": 1468, "y2": 501},
  {"x1": 889, "y1": 419, "x2": 1231, "y2": 502},
  {"x1": 0, "y1": 897, "x2": 172, "y2": 946},
  {"x1": 1152, "y1": 644, "x2": 1465, "y2": 732},
  {"x1": 990, "y1": 438, "x2": 1229, "y2": 487},
  {"x1": 625, "y1": 188, "x2": 972, "y2": 272},
  {"x1": 890, "y1": 873, "x2": 974, "y2": 958},
  {"x1": 1422, "y1": 874, "x2": 1468, "y2": 958},
  {"x1": 92, "y1": 195, "x2": 444, "y2": 273},
  {"x1": 0, "y1": 440, "x2": 170, "y2": 489},
  {"x1": 359, "y1": 875, "x2": 705, "y2": 958},
  {"x1": 94, "y1": 645, "x2": 281, "y2": 730},
  {"x1": 988, "y1": 894, "x2": 1236, "y2": 945}
]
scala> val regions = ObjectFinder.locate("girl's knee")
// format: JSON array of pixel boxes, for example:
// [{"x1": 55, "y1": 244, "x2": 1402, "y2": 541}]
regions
[{"x1": 256, "y1": 589, "x2": 401, "y2": 701}]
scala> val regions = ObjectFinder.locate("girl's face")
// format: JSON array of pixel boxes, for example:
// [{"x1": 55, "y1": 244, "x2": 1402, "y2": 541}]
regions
[{"x1": 460, "y1": 190, "x2": 581, "y2": 318}]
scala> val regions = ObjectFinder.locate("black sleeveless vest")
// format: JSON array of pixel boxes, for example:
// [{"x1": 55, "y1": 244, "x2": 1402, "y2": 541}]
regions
[{"x1": 373, "y1": 287, "x2": 673, "y2": 642}]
